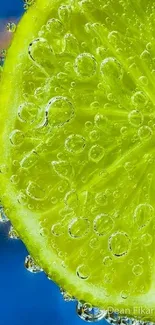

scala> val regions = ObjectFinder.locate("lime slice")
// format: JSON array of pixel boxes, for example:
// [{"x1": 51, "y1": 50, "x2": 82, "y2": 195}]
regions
[{"x1": 1, "y1": 0, "x2": 155, "y2": 320}]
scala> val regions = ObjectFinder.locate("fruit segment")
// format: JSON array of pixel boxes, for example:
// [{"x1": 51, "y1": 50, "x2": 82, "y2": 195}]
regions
[{"x1": 1, "y1": 0, "x2": 155, "y2": 320}]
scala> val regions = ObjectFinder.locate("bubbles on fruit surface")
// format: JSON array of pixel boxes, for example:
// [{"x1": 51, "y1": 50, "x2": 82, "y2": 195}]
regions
[
  {"x1": 46, "y1": 18, "x2": 64, "y2": 36},
  {"x1": 28, "y1": 38, "x2": 53, "y2": 66},
  {"x1": 100, "y1": 57, "x2": 123, "y2": 80},
  {"x1": 6, "y1": 22, "x2": 16, "y2": 32},
  {"x1": 76, "y1": 301, "x2": 107, "y2": 322},
  {"x1": 108, "y1": 232, "x2": 131, "y2": 257},
  {"x1": 52, "y1": 160, "x2": 73, "y2": 179},
  {"x1": 134, "y1": 203, "x2": 154, "y2": 228},
  {"x1": 141, "y1": 233, "x2": 152, "y2": 246},
  {"x1": 20, "y1": 151, "x2": 38, "y2": 168},
  {"x1": 9, "y1": 130, "x2": 24, "y2": 146},
  {"x1": 128, "y1": 110, "x2": 143, "y2": 127},
  {"x1": 103, "y1": 256, "x2": 113, "y2": 266},
  {"x1": 131, "y1": 91, "x2": 148, "y2": 108},
  {"x1": 58, "y1": 5, "x2": 71, "y2": 23},
  {"x1": 9, "y1": 226, "x2": 19, "y2": 239},
  {"x1": 51, "y1": 222, "x2": 64, "y2": 237},
  {"x1": 76, "y1": 264, "x2": 90, "y2": 280},
  {"x1": 65, "y1": 134, "x2": 86, "y2": 154},
  {"x1": 74, "y1": 53, "x2": 97, "y2": 78},
  {"x1": 95, "y1": 192, "x2": 107, "y2": 206},
  {"x1": 88, "y1": 144, "x2": 105, "y2": 163},
  {"x1": 68, "y1": 217, "x2": 90, "y2": 238},
  {"x1": 94, "y1": 114, "x2": 107, "y2": 130},
  {"x1": 45, "y1": 96, "x2": 74, "y2": 127},
  {"x1": 138, "y1": 126, "x2": 152, "y2": 140},
  {"x1": 26, "y1": 181, "x2": 46, "y2": 201},
  {"x1": 93, "y1": 214, "x2": 114, "y2": 236}
]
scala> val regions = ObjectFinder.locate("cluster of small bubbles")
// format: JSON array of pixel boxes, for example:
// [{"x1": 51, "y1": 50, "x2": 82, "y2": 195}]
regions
[
  {"x1": 65, "y1": 134, "x2": 86, "y2": 154},
  {"x1": 88, "y1": 144, "x2": 105, "y2": 163},
  {"x1": 9, "y1": 129, "x2": 24, "y2": 146},
  {"x1": 128, "y1": 110, "x2": 143, "y2": 127},
  {"x1": 138, "y1": 126, "x2": 152, "y2": 140},
  {"x1": 18, "y1": 102, "x2": 39, "y2": 124},
  {"x1": 6, "y1": 22, "x2": 16, "y2": 33},
  {"x1": 89, "y1": 129, "x2": 100, "y2": 142},
  {"x1": 141, "y1": 233, "x2": 152, "y2": 246},
  {"x1": 51, "y1": 222, "x2": 64, "y2": 237},
  {"x1": 132, "y1": 264, "x2": 143, "y2": 276},
  {"x1": 24, "y1": 255, "x2": 43, "y2": 273},
  {"x1": 131, "y1": 91, "x2": 147, "y2": 107},
  {"x1": 100, "y1": 57, "x2": 123, "y2": 80},
  {"x1": 8, "y1": 225, "x2": 19, "y2": 239},
  {"x1": 76, "y1": 264, "x2": 90, "y2": 280},
  {"x1": 45, "y1": 96, "x2": 74, "y2": 127},
  {"x1": 93, "y1": 214, "x2": 114, "y2": 236},
  {"x1": 94, "y1": 113, "x2": 108, "y2": 130},
  {"x1": 76, "y1": 301, "x2": 107, "y2": 322},
  {"x1": 74, "y1": 53, "x2": 97, "y2": 78},
  {"x1": 134, "y1": 203, "x2": 154, "y2": 229},
  {"x1": 103, "y1": 256, "x2": 113, "y2": 266},
  {"x1": 0, "y1": 207, "x2": 9, "y2": 223},
  {"x1": 68, "y1": 217, "x2": 90, "y2": 238},
  {"x1": 108, "y1": 231, "x2": 131, "y2": 257},
  {"x1": 60, "y1": 288, "x2": 75, "y2": 301}
]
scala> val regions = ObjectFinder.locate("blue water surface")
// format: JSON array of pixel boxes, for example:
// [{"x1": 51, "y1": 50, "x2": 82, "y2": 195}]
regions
[{"x1": 0, "y1": 1, "x2": 108, "y2": 325}]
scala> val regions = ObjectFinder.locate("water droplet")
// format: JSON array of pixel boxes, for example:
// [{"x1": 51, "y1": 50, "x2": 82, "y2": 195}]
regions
[
  {"x1": 76, "y1": 264, "x2": 90, "y2": 280},
  {"x1": 95, "y1": 192, "x2": 107, "y2": 206},
  {"x1": 6, "y1": 22, "x2": 16, "y2": 32},
  {"x1": 131, "y1": 91, "x2": 147, "y2": 108},
  {"x1": 10, "y1": 130, "x2": 24, "y2": 146},
  {"x1": 20, "y1": 151, "x2": 39, "y2": 168},
  {"x1": 138, "y1": 126, "x2": 152, "y2": 140},
  {"x1": 134, "y1": 203, "x2": 154, "y2": 228},
  {"x1": 65, "y1": 134, "x2": 86, "y2": 154},
  {"x1": 9, "y1": 226, "x2": 19, "y2": 239},
  {"x1": 94, "y1": 114, "x2": 107, "y2": 130},
  {"x1": 24, "y1": 255, "x2": 42, "y2": 273},
  {"x1": 103, "y1": 256, "x2": 113, "y2": 266},
  {"x1": 109, "y1": 231, "x2": 131, "y2": 257},
  {"x1": 141, "y1": 233, "x2": 152, "y2": 246},
  {"x1": 46, "y1": 96, "x2": 74, "y2": 127},
  {"x1": 18, "y1": 102, "x2": 39, "y2": 124},
  {"x1": 68, "y1": 217, "x2": 90, "y2": 238},
  {"x1": 74, "y1": 53, "x2": 97, "y2": 78},
  {"x1": 88, "y1": 144, "x2": 105, "y2": 163},
  {"x1": 51, "y1": 222, "x2": 64, "y2": 236},
  {"x1": 132, "y1": 264, "x2": 143, "y2": 276},
  {"x1": 100, "y1": 57, "x2": 123, "y2": 80},
  {"x1": 128, "y1": 110, "x2": 143, "y2": 127},
  {"x1": 93, "y1": 214, "x2": 114, "y2": 236},
  {"x1": 52, "y1": 160, "x2": 74, "y2": 179},
  {"x1": 76, "y1": 301, "x2": 107, "y2": 322},
  {"x1": 26, "y1": 181, "x2": 46, "y2": 201}
]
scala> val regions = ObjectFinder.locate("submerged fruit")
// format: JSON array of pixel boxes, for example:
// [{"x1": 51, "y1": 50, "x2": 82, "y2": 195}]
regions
[{"x1": 1, "y1": 0, "x2": 155, "y2": 321}]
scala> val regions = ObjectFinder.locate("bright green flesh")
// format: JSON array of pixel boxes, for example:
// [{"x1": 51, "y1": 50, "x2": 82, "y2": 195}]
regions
[{"x1": 1, "y1": 0, "x2": 155, "y2": 320}]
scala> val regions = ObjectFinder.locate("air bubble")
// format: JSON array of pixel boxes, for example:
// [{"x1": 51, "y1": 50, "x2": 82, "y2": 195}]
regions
[
  {"x1": 134, "y1": 203, "x2": 154, "y2": 228},
  {"x1": 103, "y1": 256, "x2": 113, "y2": 266},
  {"x1": 88, "y1": 144, "x2": 105, "y2": 163},
  {"x1": 46, "y1": 18, "x2": 64, "y2": 36},
  {"x1": 94, "y1": 114, "x2": 107, "y2": 130},
  {"x1": 52, "y1": 160, "x2": 74, "y2": 180},
  {"x1": 95, "y1": 192, "x2": 107, "y2": 206},
  {"x1": 100, "y1": 57, "x2": 123, "y2": 80},
  {"x1": 0, "y1": 207, "x2": 9, "y2": 223},
  {"x1": 128, "y1": 110, "x2": 143, "y2": 127},
  {"x1": 20, "y1": 151, "x2": 38, "y2": 169},
  {"x1": 74, "y1": 53, "x2": 97, "y2": 78},
  {"x1": 89, "y1": 237, "x2": 99, "y2": 249},
  {"x1": 76, "y1": 301, "x2": 107, "y2": 322},
  {"x1": 132, "y1": 264, "x2": 143, "y2": 276},
  {"x1": 131, "y1": 91, "x2": 147, "y2": 107},
  {"x1": 9, "y1": 226, "x2": 19, "y2": 239},
  {"x1": 51, "y1": 223, "x2": 64, "y2": 236},
  {"x1": 26, "y1": 181, "x2": 46, "y2": 201},
  {"x1": 58, "y1": 5, "x2": 71, "y2": 22},
  {"x1": 24, "y1": 255, "x2": 42, "y2": 273},
  {"x1": 141, "y1": 233, "x2": 152, "y2": 246},
  {"x1": 109, "y1": 231, "x2": 131, "y2": 257},
  {"x1": 68, "y1": 217, "x2": 90, "y2": 238},
  {"x1": 18, "y1": 102, "x2": 40, "y2": 124},
  {"x1": 89, "y1": 130, "x2": 100, "y2": 142},
  {"x1": 28, "y1": 38, "x2": 53, "y2": 67},
  {"x1": 65, "y1": 134, "x2": 86, "y2": 154},
  {"x1": 138, "y1": 126, "x2": 152, "y2": 140},
  {"x1": 139, "y1": 76, "x2": 148, "y2": 86},
  {"x1": 46, "y1": 96, "x2": 74, "y2": 127},
  {"x1": 93, "y1": 214, "x2": 114, "y2": 236},
  {"x1": 9, "y1": 130, "x2": 24, "y2": 146},
  {"x1": 63, "y1": 33, "x2": 79, "y2": 54},
  {"x1": 6, "y1": 22, "x2": 16, "y2": 32},
  {"x1": 76, "y1": 264, "x2": 90, "y2": 280}
]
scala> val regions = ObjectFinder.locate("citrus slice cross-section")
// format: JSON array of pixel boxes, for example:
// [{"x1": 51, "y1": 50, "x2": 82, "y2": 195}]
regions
[{"x1": 1, "y1": 0, "x2": 155, "y2": 320}]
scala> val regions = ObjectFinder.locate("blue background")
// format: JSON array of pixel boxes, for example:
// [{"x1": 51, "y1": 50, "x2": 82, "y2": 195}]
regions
[{"x1": 0, "y1": 1, "x2": 107, "y2": 324}]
